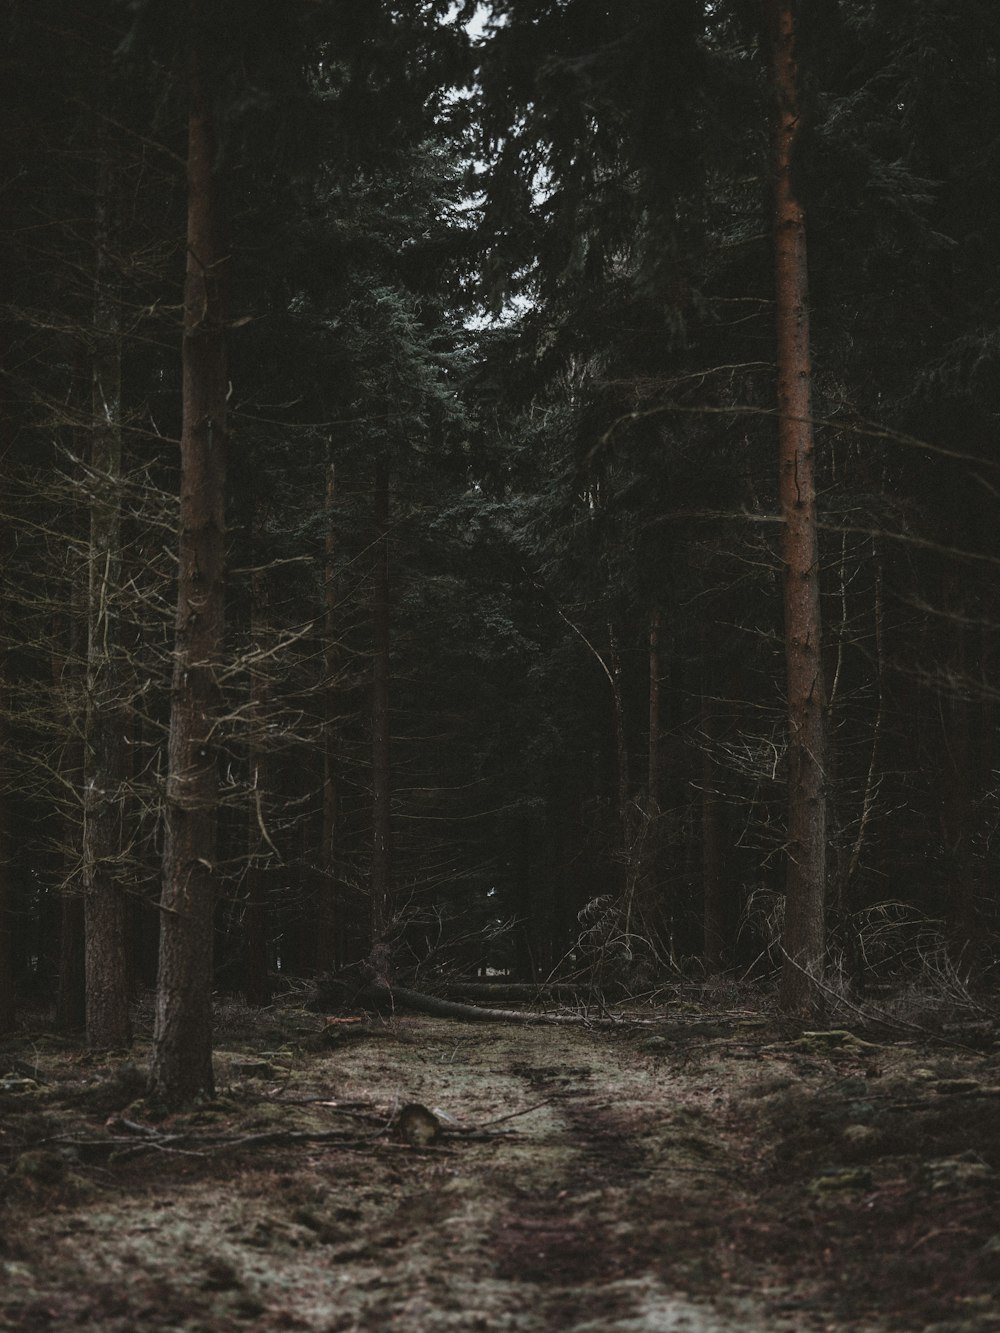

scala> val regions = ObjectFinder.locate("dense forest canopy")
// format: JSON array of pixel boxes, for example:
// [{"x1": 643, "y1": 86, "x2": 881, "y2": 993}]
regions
[{"x1": 1, "y1": 0, "x2": 998, "y2": 1090}]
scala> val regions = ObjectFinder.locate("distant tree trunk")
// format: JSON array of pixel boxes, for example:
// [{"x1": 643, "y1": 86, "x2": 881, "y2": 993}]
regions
[
  {"x1": 369, "y1": 459, "x2": 392, "y2": 980},
  {"x1": 0, "y1": 581, "x2": 11, "y2": 1030},
  {"x1": 55, "y1": 602, "x2": 86, "y2": 1031},
  {"x1": 316, "y1": 452, "x2": 341, "y2": 970},
  {"x1": 84, "y1": 124, "x2": 132, "y2": 1049},
  {"x1": 243, "y1": 555, "x2": 272, "y2": 1007},
  {"x1": 150, "y1": 13, "x2": 227, "y2": 1105},
  {"x1": 765, "y1": 0, "x2": 827, "y2": 1015},
  {"x1": 701, "y1": 724, "x2": 725, "y2": 972},
  {"x1": 938, "y1": 590, "x2": 977, "y2": 964},
  {"x1": 608, "y1": 621, "x2": 631, "y2": 893},
  {"x1": 636, "y1": 607, "x2": 665, "y2": 950},
  {"x1": 56, "y1": 897, "x2": 86, "y2": 1029},
  {"x1": 608, "y1": 623, "x2": 630, "y2": 830},
  {"x1": 647, "y1": 608, "x2": 662, "y2": 811}
]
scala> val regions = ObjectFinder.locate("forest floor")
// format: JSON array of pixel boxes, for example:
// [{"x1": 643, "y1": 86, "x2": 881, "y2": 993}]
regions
[{"x1": 2, "y1": 987, "x2": 1000, "y2": 1332}]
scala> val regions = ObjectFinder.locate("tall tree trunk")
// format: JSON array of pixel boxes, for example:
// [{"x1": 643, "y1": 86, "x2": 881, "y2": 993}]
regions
[
  {"x1": 635, "y1": 607, "x2": 666, "y2": 952},
  {"x1": 55, "y1": 596, "x2": 86, "y2": 1031},
  {"x1": 938, "y1": 589, "x2": 977, "y2": 965},
  {"x1": 84, "y1": 123, "x2": 132, "y2": 1049},
  {"x1": 243, "y1": 555, "x2": 272, "y2": 1007},
  {"x1": 701, "y1": 724, "x2": 725, "y2": 972},
  {"x1": 150, "y1": 13, "x2": 227, "y2": 1105},
  {"x1": 608, "y1": 621, "x2": 631, "y2": 890},
  {"x1": 316, "y1": 452, "x2": 341, "y2": 970},
  {"x1": 369, "y1": 459, "x2": 392, "y2": 981},
  {"x1": 0, "y1": 564, "x2": 11, "y2": 1030},
  {"x1": 647, "y1": 608, "x2": 662, "y2": 811},
  {"x1": 765, "y1": 0, "x2": 827, "y2": 1014}
]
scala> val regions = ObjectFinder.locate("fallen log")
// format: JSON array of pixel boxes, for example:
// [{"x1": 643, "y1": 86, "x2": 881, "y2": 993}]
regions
[
  {"x1": 356, "y1": 983, "x2": 623, "y2": 1028},
  {"x1": 435, "y1": 982, "x2": 591, "y2": 1004}
]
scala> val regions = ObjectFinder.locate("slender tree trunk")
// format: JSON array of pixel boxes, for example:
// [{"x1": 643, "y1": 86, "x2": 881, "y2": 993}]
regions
[
  {"x1": 54, "y1": 578, "x2": 87, "y2": 1029},
  {"x1": 647, "y1": 608, "x2": 662, "y2": 810},
  {"x1": 635, "y1": 607, "x2": 666, "y2": 951},
  {"x1": 938, "y1": 590, "x2": 977, "y2": 964},
  {"x1": 316, "y1": 452, "x2": 341, "y2": 970},
  {"x1": 608, "y1": 621, "x2": 631, "y2": 893},
  {"x1": 369, "y1": 459, "x2": 392, "y2": 980},
  {"x1": 0, "y1": 630, "x2": 12, "y2": 1030},
  {"x1": 84, "y1": 125, "x2": 132, "y2": 1049},
  {"x1": 243, "y1": 556, "x2": 272, "y2": 1006},
  {"x1": 150, "y1": 13, "x2": 227, "y2": 1105},
  {"x1": 701, "y1": 725, "x2": 725, "y2": 972},
  {"x1": 765, "y1": 0, "x2": 827, "y2": 1014}
]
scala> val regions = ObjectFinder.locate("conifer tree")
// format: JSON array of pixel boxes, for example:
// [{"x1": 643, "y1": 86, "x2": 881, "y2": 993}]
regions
[
  {"x1": 150, "y1": 4, "x2": 229, "y2": 1105},
  {"x1": 763, "y1": 0, "x2": 827, "y2": 1013}
]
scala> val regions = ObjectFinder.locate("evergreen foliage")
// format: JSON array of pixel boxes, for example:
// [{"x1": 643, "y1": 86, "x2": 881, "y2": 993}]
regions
[{"x1": 0, "y1": 0, "x2": 998, "y2": 1048}]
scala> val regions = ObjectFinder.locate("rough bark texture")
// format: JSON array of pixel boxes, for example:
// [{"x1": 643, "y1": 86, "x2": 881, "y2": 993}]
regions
[
  {"x1": 369, "y1": 460, "x2": 392, "y2": 979},
  {"x1": 84, "y1": 127, "x2": 132, "y2": 1049},
  {"x1": 765, "y1": 0, "x2": 827, "y2": 1014},
  {"x1": 150, "y1": 17, "x2": 227, "y2": 1105}
]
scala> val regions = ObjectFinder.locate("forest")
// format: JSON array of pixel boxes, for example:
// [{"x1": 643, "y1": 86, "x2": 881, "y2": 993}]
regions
[
  {"x1": 4, "y1": 4, "x2": 1000, "y2": 1330},
  {"x1": 1, "y1": 0, "x2": 999, "y2": 1095}
]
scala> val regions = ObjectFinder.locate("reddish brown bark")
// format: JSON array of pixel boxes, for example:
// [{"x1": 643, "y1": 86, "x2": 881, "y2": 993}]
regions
[
  {"x1": 150, "y1": 15, "x2": 227, "y2": 1105},
  {"x1": 765, "y1": 0, "x2": 827, "y2": 1014}
]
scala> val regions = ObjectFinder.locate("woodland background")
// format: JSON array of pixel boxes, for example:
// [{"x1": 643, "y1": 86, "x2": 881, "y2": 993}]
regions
[{"x1": 1, "y1": 1, "x2": 998, "y2": 1096}]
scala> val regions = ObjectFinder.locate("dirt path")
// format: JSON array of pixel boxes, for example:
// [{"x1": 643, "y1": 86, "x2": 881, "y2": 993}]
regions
[{"x1": 2, "y1": 1006, "x2": 999, "y2": 1330}]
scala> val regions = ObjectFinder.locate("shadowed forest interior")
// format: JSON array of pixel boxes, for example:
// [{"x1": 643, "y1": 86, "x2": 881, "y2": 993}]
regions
[{"x1": 1, "y1": 0, "x2": 999, "y2": 1083}]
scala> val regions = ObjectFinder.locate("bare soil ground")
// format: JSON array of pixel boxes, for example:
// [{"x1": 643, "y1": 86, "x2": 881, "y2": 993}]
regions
[{"x1": 2, "y1": 993, "x2": 999, "y2": 1331}]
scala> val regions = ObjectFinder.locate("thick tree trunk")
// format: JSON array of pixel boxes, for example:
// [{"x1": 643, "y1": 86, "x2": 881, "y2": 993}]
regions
[
  {"x1": 150, "y1": 15, "x2": 227, "y2": 1105},
  {"x1": 765, "y1": 0, "x2": 827, "y2": 1014},
  {"x1": 84, "y1": 127, "x2": 132, "y2": 1049},
  {"x1": 369, "y1": 459, "x2": 392, "y2": 979}
]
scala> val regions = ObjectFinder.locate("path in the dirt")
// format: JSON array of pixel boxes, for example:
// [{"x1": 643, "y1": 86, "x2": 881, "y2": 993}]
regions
[
  {"x1": 389, "y1": 1021, "x2": 815, "y2": 1333},
  {"x1": 3, "y1": 1010, "x2": 1000, "y2": 1331}
]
